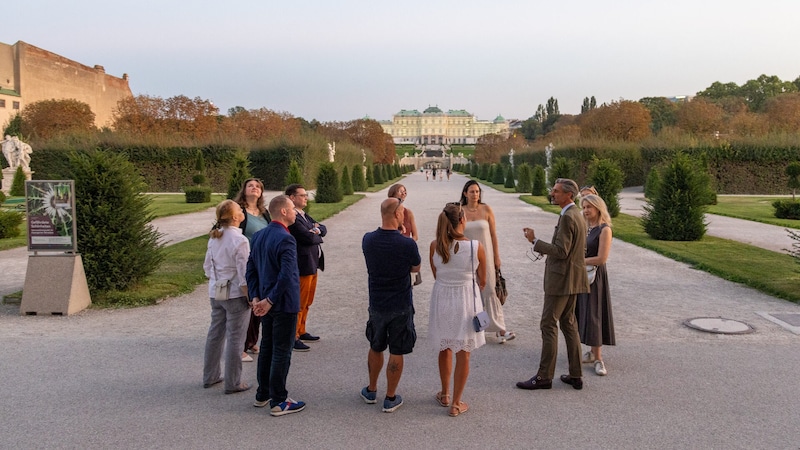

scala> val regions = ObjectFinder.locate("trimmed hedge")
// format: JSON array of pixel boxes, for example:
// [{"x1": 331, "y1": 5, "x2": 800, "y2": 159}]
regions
[
  {"x1": 185, "y1": 186, "x2": 212, "y2": 203},
  {"x1": 773, "y1": 200, "x2": 800, "y2": 219},
  {"x1": 0, "y1": 210, "x2": 23, "y2": 238}
]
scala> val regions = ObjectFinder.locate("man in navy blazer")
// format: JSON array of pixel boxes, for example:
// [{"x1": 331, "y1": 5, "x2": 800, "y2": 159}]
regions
[
  {"x1": 248, "y1": 195, "x2": 306, "y2": 416},
  {"x1": 285, "y1": 184, "x2": 328, "y2": 352}
]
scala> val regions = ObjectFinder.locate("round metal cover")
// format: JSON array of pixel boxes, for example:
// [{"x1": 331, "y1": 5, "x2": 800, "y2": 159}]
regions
[{"x1": 684, "y1": 317, "x2": 754, "y2": 334}]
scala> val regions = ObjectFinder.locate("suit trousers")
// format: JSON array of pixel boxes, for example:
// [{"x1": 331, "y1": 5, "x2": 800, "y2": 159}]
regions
[
  {"x1": 297, "y1": 273, "x2": 318, "y2": 337},
  {"x1": 203, "y1": 296, "x2": 251, "y2": 391},
  {"x1": 537, "y1": 293, "x2": 583, "y2": 380},
  {"x1": 257, "y1": 310, "x2": 298, "y2": 407}
]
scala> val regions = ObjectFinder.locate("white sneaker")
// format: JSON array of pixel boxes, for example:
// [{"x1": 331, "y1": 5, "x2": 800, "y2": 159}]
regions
[
  {"x1": 242, "y1": 354, "x2": 254, "y2": 362},
  {"x1": 594, "y1": 360, "x2": 607, "y2": 376},
  {"x1": 582, "y1": 351, "x2": 596, "y2": 364},
  {"x1": 498, "y1": 331, "x2": 516, "y2": 344}
]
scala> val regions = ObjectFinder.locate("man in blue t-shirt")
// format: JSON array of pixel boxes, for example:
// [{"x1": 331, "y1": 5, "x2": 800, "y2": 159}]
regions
[{"x1": 360, "y1": 197, "x2": 421, "y2": 413}]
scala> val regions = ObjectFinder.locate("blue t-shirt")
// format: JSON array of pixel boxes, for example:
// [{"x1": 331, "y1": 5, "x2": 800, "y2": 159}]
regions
[{"x1": 362, "y1": 228, "x2": 421, "y2": 312}]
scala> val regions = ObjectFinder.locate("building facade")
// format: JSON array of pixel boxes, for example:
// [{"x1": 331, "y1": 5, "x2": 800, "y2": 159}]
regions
[
  {"x1": 0, "y1": 40, "x2": 133, "y2": 129},
  {"x1": 380, "y1": 106, "x2": 509, "y2": 145}
]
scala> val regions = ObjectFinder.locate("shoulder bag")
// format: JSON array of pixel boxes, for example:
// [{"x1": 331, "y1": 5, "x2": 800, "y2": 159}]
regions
[
  {"x1": 211, "y1": 248, "x2": 231, "y2": 301},
  {"x1": 471, "y1": 240, "x2": 489, "y2": 332},
  {"x1": 495, "y1": 268, "x2": 508, "y2": 305}
]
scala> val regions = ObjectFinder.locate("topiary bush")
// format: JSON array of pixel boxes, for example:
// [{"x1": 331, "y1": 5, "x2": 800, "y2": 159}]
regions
[
  {"x1": 352, "y1": 165, "x2": 366, "y2": 192},
  {"x1": 550, "y1": 157, "x2": 574, "y2": 186},
  {"x1": 366, "y1": 165, "x2": 375, "y2": 187},
  {"x1": 516, "y1": 163, "x2": 532, "y2": 193},
  {"x1": 469, "y1": 163, "x2": 478, "y2": 177},
  {"x1": 10, "y1": 166, "x2": 25, "y2": 196},
  {"x1": 69, "y1": 149, "x2": 164, "y2": 294},
  {"x1": 644, "y1": 166, "x2": 661, "y2": 199},
  {"x1": 227, "y1": 155, "x2": 252, "y2": 200},
  {"x1": 479, "y1": 163, "x2": 490, "y2": 180},
  {"x1": 532, "y1": 165, "x2": 547, "y2": 196},
  {"x1": 315, "y1": 162, "x2": 342, "y2": 203},
  {"x1": 642, "y1": 153, "x2": 709, "y2": 241},
  {"x1": 492, "y1": 164, "x2": 505, "y2": 184},
  {"x1": 0, "y1": 190, "x2": 6, "y2": 204},
  {"x1": 340, "y1": 166, "x2": 353, "y2": 195},
  {"x1": 191, "y1": 151, "x2": 207, "y2": 186},
  {"x1": 786, "y1": 161, "x2": 800, "y2": 200},
  {"x1": 285, "y1": 159, "x2": 304, "y2": 187},
  {"x1": 587, "y1": 158, "x2": 624, "y2": 217},
  {"x1": 185, "y1": 186, "x2": 212, "y2": 203},
  {"x1": 504, "y1": 166, "x2": 516, "y2": 188},
  {"x1": 0, "y1": 210, "x2": 23, "y2": 239},
  {"x1": 773, "y1": 200, "x2": 800, "y2": 219},
  {"x1": 373, "y1": 164, "x2": 384, "y2": 184}
]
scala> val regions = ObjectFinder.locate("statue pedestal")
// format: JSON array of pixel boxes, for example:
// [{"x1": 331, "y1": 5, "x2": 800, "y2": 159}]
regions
[
  {"x1": 1, "y1": 167, "x2": 32, "y2": 195},
  {"x1": 21, "y1": 254, "x2": 92, "y2": 316}
]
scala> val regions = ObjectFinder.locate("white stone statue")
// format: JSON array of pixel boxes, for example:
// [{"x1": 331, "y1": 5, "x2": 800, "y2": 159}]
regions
[
  {"x1": 2, "y1": 135, "x2": 32, "y2": 171},
  {"x1": 327, "y1": 142, "x2": 336, "y2": 162},
  {"x1": 361, "y1": 149, "x2": 366, "y2": 165},
  {"x1": 508, "y1": 148, "x2": 515, "y2": 169}
]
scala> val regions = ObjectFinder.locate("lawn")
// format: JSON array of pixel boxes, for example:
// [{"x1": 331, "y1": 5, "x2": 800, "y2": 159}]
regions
[
  {"x1": 520, "y1": 195, "x2": 800, "y2": 304},
  {"x1": 147, "y1": 193, "x2": 228, "y2": 218},
  {"x1": 707, "y1": 196, "x2": 800, "y2": 229}
]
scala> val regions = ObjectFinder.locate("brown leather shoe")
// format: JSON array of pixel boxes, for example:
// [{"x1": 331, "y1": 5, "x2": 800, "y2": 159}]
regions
[
  {"x1": 559, "y1": 374, "x2": 583, "y2": 390},
  {"x1": 516, "y1": 375, "x2": 552, "y2": 390}
]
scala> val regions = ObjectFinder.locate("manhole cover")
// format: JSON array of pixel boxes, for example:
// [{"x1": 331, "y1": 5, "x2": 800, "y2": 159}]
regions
[{"x1": 684, "y1": 317, "x2": 754, "y2": 334}]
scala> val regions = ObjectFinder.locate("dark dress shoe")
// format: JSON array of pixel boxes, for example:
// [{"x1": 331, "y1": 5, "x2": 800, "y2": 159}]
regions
[
  {"x1": 298, "y1": 333, "x2": 320, "y2": 342},
  {"x1": 559, "y1": 374, "x2": 583, "y2": 390},
  {"x1": 516, "y1": 375, "x2": 552, "y2": 390}
]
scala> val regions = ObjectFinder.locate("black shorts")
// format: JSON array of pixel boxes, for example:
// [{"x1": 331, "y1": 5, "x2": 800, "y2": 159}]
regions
[{"x1": 365, "y1": 307, "x2": 416, "y2": 355}]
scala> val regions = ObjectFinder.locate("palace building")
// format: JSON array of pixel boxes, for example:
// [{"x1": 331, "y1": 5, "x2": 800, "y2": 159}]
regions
[
  {"x1": 379, "y1": 106, "x2": 509, "y2": 145},
  {"x1": 0, "y1": 40, "x2": 132, "y2": 129}
]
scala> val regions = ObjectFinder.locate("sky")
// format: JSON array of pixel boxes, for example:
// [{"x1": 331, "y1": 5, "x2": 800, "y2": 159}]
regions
[{"x1": 4, "y1": 1, "x2": 800, "y2": 123}]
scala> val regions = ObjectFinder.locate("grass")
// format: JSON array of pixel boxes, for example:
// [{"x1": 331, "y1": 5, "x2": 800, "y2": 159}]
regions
[
  {"x1": 91, "y1": 194, "x2": 364, "y2": 308},
  {"x1": 520, "y1": 195, "x2": 800, "y2": 304},
  {"x1": 707, "y1": 196, "x2": 800, "y2": 229},
  {"x1": 147, "y1": 193, "x2": 228, "y2": 218}
]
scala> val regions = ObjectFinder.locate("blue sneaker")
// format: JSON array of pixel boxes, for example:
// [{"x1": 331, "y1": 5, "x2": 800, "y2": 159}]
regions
[
  {"x1": 270, "y1": 398, "x2": 306, "y2": 416},
  {"x1": 382, "y1": 395, "x2": 403, "y2": 413},
  {"x1": 360, "y1": 386, "x2": 377, "y2": 404}
]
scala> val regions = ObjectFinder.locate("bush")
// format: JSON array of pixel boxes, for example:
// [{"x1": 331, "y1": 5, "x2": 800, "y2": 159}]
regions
[
  {"x1": 185, "y1": 186, "x2": 212, "y2": 203},
  {"x1": 10, "y1": 166, "x2": 25, "y2": 196},
  {"x1": 479, "y1": 163, "x2": 490, "y2": 180},
  {"x1": 192, "y1": 151, "x2": 207, "y2": 185},
  {"x1": 340, "y1": 166, "x2": 353, "y2": 195},
  {"x1": 227, "y1": 155, "x2": 251, "y2": 199},
  {"x1": 532, "y1": 165, "x2": 547, "y2": 196},
  {"x1": 773, "y1": 200, "x2": 800, "y2": 219},
  {"x1": 516, "y1": 163, "x2": 532, "y2": 193},
  {"x1": 642, "y1": 153, "x2": 709, "y2": 241},
  {"x1": 504, "y1": 166, "x2": 516, "y2": 188},
  {"x1": 352, "y1": 165, "x2": 366, "y2": 192},
  {"x1": 644, "y1": 166, "x2": 661, "y2": 199},
  {"x1": 787, "y1": 161, "x2": 800, "y2": 200},
  {"x1": 285, "y1": 159, "x2": 304, "y2": 186},
  {"x1": 492, "y1": 164, "x2": 505, "y2": 184},
  {"x1": 0, "y1": 210, "x2": 23, "y2": 239},
  {"x1": 373, "y1": 164, "x2": 384, "y2": 184},
  {"x1": 315, "y1": 162, "x2": 342, "y2": 203},
  {"x1": 469, "y1": 163, "x2": 478, "y2": 177},
  {"x1": 365, "y1": 164, "x2": 374, "y2": 187},
  {"x1": 69, "y1": 150, "x2": 164, "y2": 293},
  {"x1": 550, "y1": 157, "x2": 574, "y2": 185},
  {"x1": 587, "y1": 158, "x2": 624, "y2": 217},
  {"x1": 0, "y1": 191, "x2": 6, "y2": 204}
]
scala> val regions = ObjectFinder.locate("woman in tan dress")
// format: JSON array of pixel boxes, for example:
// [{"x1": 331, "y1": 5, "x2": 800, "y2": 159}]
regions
[{"x1": 459, "y1": 180, "x2": 515, "y2": 343}]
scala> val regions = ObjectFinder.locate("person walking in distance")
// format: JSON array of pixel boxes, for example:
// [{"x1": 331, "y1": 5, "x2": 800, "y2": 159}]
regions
[
  {"x1": 517, "y1": 178, "x2": 589, "y2": 391},
  {"x1": 285, "y1": 184, "x2": 327, "y2": 352},
  {"x1": 360, "y1": 198, "x2": 422, "y2": 413},
  {"x1": 248, "y1": 195, "x2": 306, "y2": 416}
]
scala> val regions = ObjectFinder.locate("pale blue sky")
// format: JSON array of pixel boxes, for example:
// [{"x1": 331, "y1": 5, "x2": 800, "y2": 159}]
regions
[{"x1": 4, "y1": 1, "x2": 800, "y2": 122}]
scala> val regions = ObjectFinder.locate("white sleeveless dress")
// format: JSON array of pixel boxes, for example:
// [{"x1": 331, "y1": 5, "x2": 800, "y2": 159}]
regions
[
  {"x1": 428, "y1": 240, "x2": 486, "y2": 352},
  {"x1": 463, "y1": 220, "x2": 506, "y2": 333}
]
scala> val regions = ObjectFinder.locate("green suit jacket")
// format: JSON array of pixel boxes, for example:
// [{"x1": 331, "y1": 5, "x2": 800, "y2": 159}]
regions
[{"x1": 533, "y1": 203, "x2": 590, "y2": 296}]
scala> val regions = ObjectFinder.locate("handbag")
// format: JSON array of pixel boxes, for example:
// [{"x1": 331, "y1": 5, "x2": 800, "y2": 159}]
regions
[
  {"x1": 211, "y1": 250, "x2": 231, "y2": 301},
  {"x1": 495, "y1": 268, "x2": 508, "y2": 305},
  {"x1": 586, "y1": 265, "x2": 597, "y2": 285},
  {"x1": 470, "y1": 240, "x2": 489, "y2": 332}
]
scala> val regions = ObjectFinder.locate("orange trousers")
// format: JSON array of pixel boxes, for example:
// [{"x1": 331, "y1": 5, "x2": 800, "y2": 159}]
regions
[{"x1": 297, "y1": 273, "x2": 318, "y2": 337}]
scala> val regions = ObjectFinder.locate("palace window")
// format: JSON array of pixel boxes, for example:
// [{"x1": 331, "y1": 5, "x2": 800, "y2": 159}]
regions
[
  {"x1": 0, "y1": 99, "x2": 5, "y2": 108},
  {"x1": 13, "y1": 101, "x2": 20, "y2": 109}
]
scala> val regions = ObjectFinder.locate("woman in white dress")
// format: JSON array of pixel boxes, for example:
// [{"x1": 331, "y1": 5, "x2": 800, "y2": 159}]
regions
[
  {"x1": 459, "y1": 180, "x2": 516, "y2": 343},
  {"x1": 428, "y1": 202, "x2": 487, "y2": 417}
]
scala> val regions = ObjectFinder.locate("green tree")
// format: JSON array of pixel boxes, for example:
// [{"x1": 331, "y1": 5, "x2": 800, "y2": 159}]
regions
[
  {"x1": 340, "y1": 166, "x2": 353, "y2": 195},
  {"x1": 69, "y1": 150, "x2": 164, "y2": 293},
  {"x1": 549, "y1": 157, "x2": 573, "y2": 185},
  {"x1": 365, "y1": 164, "x2": 375, "y2": 187},
  {"x1": 516, "y1": 163, "x2": 532, "y2": 193},
  {"x1": 504, "y1": 166, "x2": 515, "y2": 188},
  {"x1": 532, "y1": 165, "x2": 547, "y2": 196},
  {"x1": 351, "y1": 165, "x2": 366, "y2": 192},
  {"x1": 639, "y1": 97, "x2": 677, "y2": 133},
  {"x1": 738, "y1": 74, "x2": 798, "y2": 112},
  {"x1": 315, "y1": 162, "x2": 342, "y2": 203},
  {"x1": 3, "y1": 113, "x2": 22, "y2": 138},
  {"x1": 696, "y1": 81, "x2": 741, "y2": 99},
  {"x1": 786, "y1": 162, "x2": 800, "y2": 200},
  {"x1": 644, "y1": 166, "x2": 661, "y2": 199},
  {"x1": 192, "y1": 151, "x2": 206, "y2": 185},
  {"x1": 10, "y1": 166, "x2": 25, "y2": 196},
  {"x1": 373, "y1": 164, "x2": 384, "y2": 184},
  {"x1": 492, "y1": 164, "x2": 505, "y2": 184},
  {"x1": 227, "y1": 155, "x2": 251, "y2": 199},
  {"x1": 642, "y1": 154, "x2": 709, "y2": 241},
  {"x1": 587, "y1": 158, "x2": 624, "y2": 217},
  {"x1": 0, "y1": 210, "x2": 23, "y2": 239},
  {"x1": 285, "y1": 160, "x2": 304, "y2": 186}
]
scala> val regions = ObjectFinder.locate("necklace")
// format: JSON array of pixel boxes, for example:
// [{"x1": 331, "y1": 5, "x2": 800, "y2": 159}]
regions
[{"x1": 466, "y1": 204, "x2": 479, "y2": 212}]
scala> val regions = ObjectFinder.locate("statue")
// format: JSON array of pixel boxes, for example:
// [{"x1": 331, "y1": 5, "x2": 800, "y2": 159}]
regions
[
  {"x1": 327, "y1": 142, "x2": 336, "y2": 162},
  {"x1": 361, "y1": 149, "x2": 366, "y2": 165},
  {"x1": 2, "y1": 135, "x2": 32, "y2": 171},
  {"x1": 508, "y1": 148, "x2": 515, "y2": 169},
  {"x1": 545, "y1": 143, "x2": 554, "y2": 187}
]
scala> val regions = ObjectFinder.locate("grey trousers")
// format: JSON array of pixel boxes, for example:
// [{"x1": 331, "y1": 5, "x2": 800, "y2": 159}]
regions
[{"x1": 203, "y1": 296, "x2": 250, "y2": 391}]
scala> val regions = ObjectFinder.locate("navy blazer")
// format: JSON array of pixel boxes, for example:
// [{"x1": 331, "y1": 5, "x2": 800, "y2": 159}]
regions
[
  {"x1": 246, "y1": 222, "x2": 300, "y2": 313},
  {"x1": 288, "y1": 210, "x2": 327, "y2": 276}
]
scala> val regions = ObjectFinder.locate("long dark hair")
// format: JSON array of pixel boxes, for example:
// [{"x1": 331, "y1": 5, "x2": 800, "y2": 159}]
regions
[
  {"x1": 233, "y1": 178, "x2": 266, "y2": 215},
  {"x1": 459, "y1": 179, "x2": 482, "y2": 206},
  {"x1": 435, "y1": 203, "x2": 465, "y2": 264}
]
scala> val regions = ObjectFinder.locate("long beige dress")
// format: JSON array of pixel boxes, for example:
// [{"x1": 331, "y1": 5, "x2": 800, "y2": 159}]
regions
[{"x1": 463, "y1": 220, "x2": 506, "y2": 333}]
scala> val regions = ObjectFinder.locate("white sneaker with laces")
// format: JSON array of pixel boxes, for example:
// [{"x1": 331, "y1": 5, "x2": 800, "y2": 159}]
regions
[
  {"x1": 582, "y1": 351, "x2": 596, "y2": 364},
  {"x1": 594, "y1": 360, "x2": 607, "y2": 376}
]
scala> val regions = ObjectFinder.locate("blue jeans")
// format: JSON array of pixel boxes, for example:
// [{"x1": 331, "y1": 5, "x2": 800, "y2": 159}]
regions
[{"x1": 256, "y1": 310, "x2": 297, "y2": 407}]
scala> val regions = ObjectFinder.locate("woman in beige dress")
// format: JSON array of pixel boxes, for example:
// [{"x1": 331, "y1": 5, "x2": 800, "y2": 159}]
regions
[{"x1": 459, "y1": 180, "x2": 515, "y2": 343}]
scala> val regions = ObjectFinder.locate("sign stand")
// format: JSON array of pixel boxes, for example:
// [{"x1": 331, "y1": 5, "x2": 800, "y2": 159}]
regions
[{"x1": 20, "y1": 253, "x2": 91, "y2": 315}]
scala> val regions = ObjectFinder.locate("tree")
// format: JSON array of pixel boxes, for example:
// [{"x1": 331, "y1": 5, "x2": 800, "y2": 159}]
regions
[
  {"x1": 696, "y1": 81, "x2": 741, "y2": 99},
  {"x1": 738, "y1": 74, "x2": 798, "y2": 112},
  {"x1": 222, "y1": 106, "x2": 301, "y2": 141},
  {"x1": 764, "y1": 93, "x2": 800, "y2": 132},
  {"x1": 786, "y1": 162, "x2": 800, "y2": 200},
  {"x1": 516, "y1": 163, "x2": 532, "y2": 193},
  {"x1": 587, "y1": 158, "x2": 624, "y2": 217},
  {"x1": 351, "y1": 165, "x2": 366, "y2": 192},
  {"x1": 492, "y1": 164, "x2": 505, "y2": 184},
  {"x1": 373, "y1": 164, "x2": 384, "y2": 184},
  {"x1": 474, "y1": 133, "x2": 506, "y2": 164},
  {"x1": 315, "y1": 162, "x2": 342, "y2": 203},
  {"x1": 285, "y1": 160, "x2": 304, "y2": 186},
  {"x1": 580, "y1": 100, "x2": 652, "y2": 141},
  {"x1": 20, "y1": 99, "x2": 96, "y2": 140},
  {"x1": 675, "y1": 98, "x2": 724, "y2": 135},
  {"x1": 9, "y1": 167, "x2": 25, "y2": 196},
  {"x1": 340, "y1": 166, "x2": 353, "y2": 195},
  {"x1": 581, "y1": 96, "x2": 597, "y2": 113},
  {"x1": 3, "y1": 113, "x2": 22, "y2": 138},
  {"x1": 639, "y1": 97, "x2": 677, "y2": 133},
  {"x1": 531, "y1": 165, "x2": 547, "y2": 196},
  {"x1": 504, "y1": 166, "x2": 515, "y2": 188},
  {"x1": 112, "y1": 94, "x2": 219, "y2": 139},
  {"x1": 69, "y1": 150, "x2": 164, "y2": 293},
  {"x1": 227, "y1": 155, "x2": 252, "y2": 199},
  {"x1": 550, "y1": 157, "x2": 574, "y2": 185},
  {"x1": 642, "y1": 154, "x2": 710, "y2": 241},
  {"x1": 365, "y1": 164, "x2": 375, "y2": 187}
]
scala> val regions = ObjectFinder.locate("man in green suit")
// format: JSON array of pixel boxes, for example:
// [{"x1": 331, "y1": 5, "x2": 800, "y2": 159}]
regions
[{"x1": 517, "y1": 178, "x2": 589, "y2": 391}]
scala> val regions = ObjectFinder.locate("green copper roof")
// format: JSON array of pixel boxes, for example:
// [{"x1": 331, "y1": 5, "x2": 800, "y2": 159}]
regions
[{"x1": 423, "y1": 106, "x2": 443, "y2": 114}]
